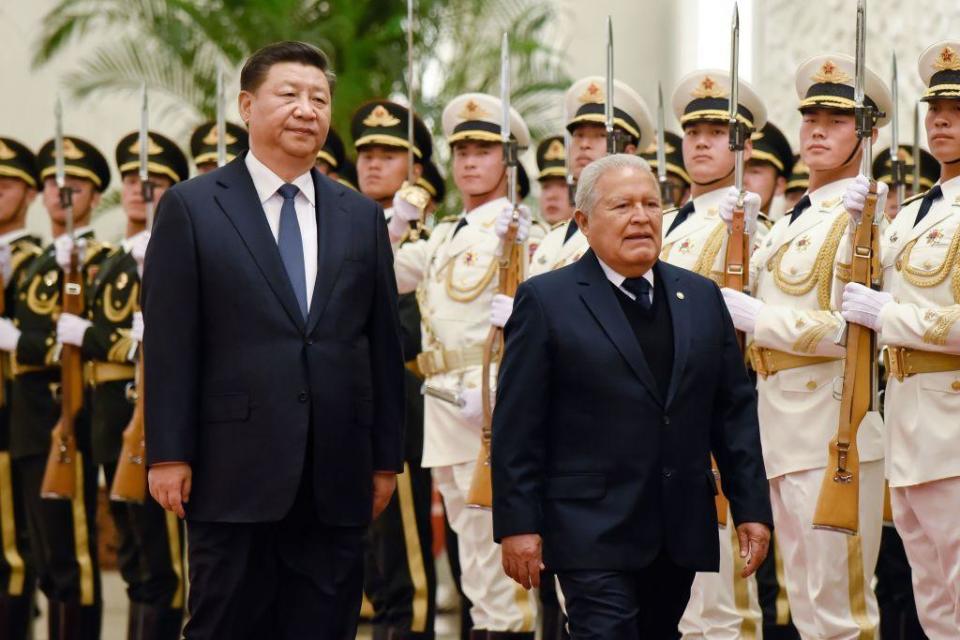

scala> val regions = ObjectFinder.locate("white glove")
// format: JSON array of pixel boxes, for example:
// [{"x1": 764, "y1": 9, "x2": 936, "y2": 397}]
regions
[
  {"x1": 387, "y1": 189, "x2": 423, "y2": 241},
  {"x1": 721, "y1": 287, "x2": 765, "y2": 334},
  {"x1": 490, "y1": 294, "x2": 514, "y2": 328},
  {"x1": 841, "y1": 282, "x2": 893, "y2": 332},
  {"x1": 0, "y1": 244, "x2": 12, "y2": 287},
  {"x1": 843, "y1": 174, "x2": 889, "y2": 224},
  {"x1": 0, "y1": 318, "x2": 21, "y2": 352},
  {"x1": 129, "y1": 231, "x2": 150, "y2": 277},
  {"x1": 131, "y1": 311, "x2": 144, "y2": 343},
  {"x1": 57, "y1": 313, "x2": 92, "y2": 347},
  {"x1": 54, "y1": 236, "x2": 87, "y2": 271},
  {"x1": 495, "y1": 204, "x2": 532, "y2": 243},
  {"x1": 459, "y1": 387, "x2": 484, "y2": 428},
  {"x1": 718, "y1": 186, "x2": 761, "y2": 236}
]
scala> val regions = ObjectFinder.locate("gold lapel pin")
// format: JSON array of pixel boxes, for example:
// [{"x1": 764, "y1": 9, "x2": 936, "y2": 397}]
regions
[{"x1": 676, "y1": 291, "x2": 685, "y2": 300}]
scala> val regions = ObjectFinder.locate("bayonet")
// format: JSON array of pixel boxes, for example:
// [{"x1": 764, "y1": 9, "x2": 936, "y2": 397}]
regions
[
  {"x1": 501, "y1": 32, "x2": 518, "y2": 209},
  {"x1": 54, "y1": 95, "x2": 73, "y2": 239},
  {"x1": 216, "y1": 67, "x2": 226, "y2": 167},
  {"x1": 656, "y1": 82, "x2": 672, "y2": 206},
  {"x1": 421, "y1": 384, "x2": 465, "y2": 408},
  {"x1": 604, "y1": 16, "x2": 622, "y2": 154},
  {"x1": 913, "y1": 102, "x2": 922, "y2": 196},
  {"x1": 890, "y1": 52, "x2": 905, "y2": 209},
  {"x1": 139, "y1": 83, "x2": 155, "y2": 229},
  {"x1": 564, "y1": 95, "x2": 575, "y2": 205},
  {"x1": 728, "y1": 2, "x2": 746, "y2": 205}
]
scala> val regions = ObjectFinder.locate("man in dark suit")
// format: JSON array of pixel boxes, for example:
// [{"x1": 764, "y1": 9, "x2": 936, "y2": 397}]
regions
[
  {"x1": 142, "y1": 41, "x2": 406, "y2": 640},
  {"x1": 491, "y1": 154, "x2": 773, "y2": 639}
]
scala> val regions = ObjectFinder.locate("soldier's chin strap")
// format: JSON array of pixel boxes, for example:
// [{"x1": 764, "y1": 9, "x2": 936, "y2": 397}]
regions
[
  {"x1": 944, "y1": 156, "x2": 960, "y2": 165},
  {"x1": 692, "y1": 165, "x2": 735, "y2": 187}
]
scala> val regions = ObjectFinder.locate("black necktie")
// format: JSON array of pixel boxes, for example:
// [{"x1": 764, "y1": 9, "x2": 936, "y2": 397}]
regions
[
  {"x1": 622, "y1": 277, "x2": 652, "y2": 311},
  {"x1": 452, "y1": 216, "x2": 469, "y2": 237},
  {"x1": 665, "y1": 201, "x2": 696, "y2": 237},
  {"x1": 563, "y1": 218, "x2": 579, "y2": 244},
  {"x1": 913, "y1": 185, "x2": 943, "y2": 227},
  {"x1": 789, "y1": 195, "x2": 812, "y2": 225}
]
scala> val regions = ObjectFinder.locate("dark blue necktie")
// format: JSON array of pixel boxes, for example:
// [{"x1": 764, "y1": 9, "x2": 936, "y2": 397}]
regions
[
  {"x1": 789, "y1": 195, "x2": 812, "y2": 225},
  {"x1": 564, "y1": 218, "x2": 579, "y2": 244},
  {"x1": 665, "y1": 201, "x2": 695, "y2": 237},
  {"x1": 277, "y1": 183, "x2": 308, "y2": 319},
  {"x1": 452, "y1": 216, "x2": 468, "y2": 238},
  {"x1": 913, "y1": 185, "x2": 943, "y2": 227},
  {"x1": 622, "y1": 277, "x2": 652, "y2": 311}
]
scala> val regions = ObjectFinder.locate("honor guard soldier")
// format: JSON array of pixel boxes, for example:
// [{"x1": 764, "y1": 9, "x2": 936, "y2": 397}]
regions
[
  {"x1": 722, "y1": 54, "x2": 893, "y2": 639},
  {"x1": 315, "y1": 127, "x2": 347, "y2": 180},
  {"x1": 529, "y1": 77, "x2": 653, "y2": 278},
  {"x1": 6, "y1": 135, "x2": 113, "y2": 639},
  {"x1": 783, "y1": 155, "x2": 809, "y2": 213},
  {"x1": 640, "y1": 131, "x2": 692, "y2": 210},
  {"x1": 0, "y1": 137, "x2": 43, "y2": 640},
  {"x1": 63, "y1": 131, "x2": 188, "y2": 638},
  {"x1": 388, "y1": 93, "x2": 539, "y2": 639},
  {"x1": 189, "y1": 120, "x2": 248, "y2": 175},
  {"x1": 873, "y1": 145, "x2": 938, "y2": 220},
  {"x1": 662, "y1": 69, "x2": 766, "y2": 640},
  {"x1": 351, "y1": 99, "x2": 438, "y2": 640},
  {"x1": 838, "y1": 40, "x2": 960, "y2": 638},
  {"x1": 535, "y1": 136, "x2": 573, "y2": 228},
  {"x1": 745, "y1": 122, "x2": 795, "y2": 225}
]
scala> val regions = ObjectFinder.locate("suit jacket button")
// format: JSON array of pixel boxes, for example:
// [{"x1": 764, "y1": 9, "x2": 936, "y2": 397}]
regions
[
  {"x1": 305, "y1": 338, "x2": 314, "y2": 346},
  {"x1": 298, "y1": 391, "x2": 309, "y2": 403},
  {"x1": 662, "y1": 416, "x2": 671, "y2": 425},
  {"x1": 662, "y1": 469, "x2": 673, "y2": 478}
]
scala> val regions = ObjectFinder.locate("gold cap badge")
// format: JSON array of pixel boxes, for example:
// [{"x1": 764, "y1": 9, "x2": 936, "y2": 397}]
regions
[
  {"x1": 578, "y1": 82, "x2": 605, "y2": 104},
  {"x1": 934, "y1": 46, "x2": 960, "y2": 71},
  {"x1": 543, "y1": 139, "x2": 565, "y2": 161},
  {"x1": 691, "y1": 76, "x2": 726, "y2": 99},
  {"x1": 0, "y1": 139, "x2": 15, "y2": 161},
  {"x1": 62, "y1": 138, "x2": 84, "y2": 160},
  {"x1": 812, "y1": 60, "x2": 852, "y2": 84},
  {"x1": 458, "y1": 99, "x2": 490, "y2": 120},
  {"x1": 363, "y1": 104, "x2": 401, "y2": 128},
  {"x1": 129, "y1": 135, "x2": 163, "y2": 155},
  {"x1": 201, "y1": 125, "x2": 238, "y2": 146}
]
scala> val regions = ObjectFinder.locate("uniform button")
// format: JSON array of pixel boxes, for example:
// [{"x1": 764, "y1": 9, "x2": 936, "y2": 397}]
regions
[
  {"x1": 662, "y1": 469, "x2": 674, "y2": 479},
  {"x1": 298, "y1": 391, "x2": 309, "y2": 403},
  {"x1": 305, "y1": 338, "x2": 314, "y2": 346},
  {"x1": 663, "y1": 416, "x2": 671, "y2": 425}
]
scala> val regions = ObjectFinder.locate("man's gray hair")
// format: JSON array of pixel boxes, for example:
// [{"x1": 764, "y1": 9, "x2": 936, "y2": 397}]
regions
[{"x1": 575, "y1": 154, "x2": 655, "y2": 215}]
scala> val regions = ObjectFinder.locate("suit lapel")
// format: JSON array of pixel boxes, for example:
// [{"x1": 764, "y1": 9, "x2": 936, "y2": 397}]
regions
[
  {"x1": 658, "y1": 262, "x2": 690, "y2": 408},
  {"x1": 306, "y1": 171, "x2": 349, "y2": 335},
  {"x1": 576, "y1": 251, "x2": 662, "y2": 405},
  {"x1": 213, "y1": 156, "x2": 305, "y2": 330}
]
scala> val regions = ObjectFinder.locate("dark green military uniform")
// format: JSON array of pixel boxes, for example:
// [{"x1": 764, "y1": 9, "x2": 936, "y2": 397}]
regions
[
  {"x1": 0, "y1": 136, "x2": 43, "y2": 640},
  {"x1": 351, "y1": 100, "x2": 438, "y2": 639},
  {"x1": 10, "y1": 136, "x2": 112, "y2": 640}
]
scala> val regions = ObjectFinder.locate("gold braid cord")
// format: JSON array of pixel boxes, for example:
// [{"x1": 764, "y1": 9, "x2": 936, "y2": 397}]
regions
[
  {"x1": 445, "y1": 256, "x2": 498, "y2": 303},
  {"x1": 769, "y1": 213, "x2": 850, "y2": 310},
  {"x1": 896, "y1": 225, "x2": 960, "y2": 299},
  {"x1": 922, "y1": 306, "x2": 960, "y2": 346},
  {"x1": 694, "y1": 222, "x2": 726, "y2": 285}
]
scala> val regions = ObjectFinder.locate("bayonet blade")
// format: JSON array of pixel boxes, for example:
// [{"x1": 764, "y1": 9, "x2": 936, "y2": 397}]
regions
[
  {"x1": 216, "y1": 66, "x2": 226, "y2": 167},
  {"x1": 139, "y1": 83, "x2": 149, "y2": 185},
  {"x1": 406, "y1": 0, "x2": 416, "y2": 183},
  {"x1": 891, "y1": 53, "x2": 899, "y2": 154},
  {"x1": 656, "y1": 82, "x2": 667, "y2": 184},
  {"x1": 54, "y1": 95, "x2": 65, "y2": 190},
  {"x1": 500, "y1": 32, "x2": 510, "y2": 144},
  {"x1": 913, "y1": 102, "x2": 922, "y2": 194},
  {"x1": 854, "y1": 0, "x2": 866, "y2": 108},
  {"x1": 729, "y1": 3, "x2": 740, "y2": 125},
  {"x1": 605, "y1": 16, "x2": 615, "y2": 150}
]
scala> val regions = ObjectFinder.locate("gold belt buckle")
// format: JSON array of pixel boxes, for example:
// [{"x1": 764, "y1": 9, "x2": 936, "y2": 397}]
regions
[
  {"x1": 749, "y1": 344, "x2": 769, "y2": 379},
  {"x1": 888, "y1": 347, "x2": 906, "y2": 381},
  {"x1": 417, "y1": 349, "x2": 447, "y2": 377}
]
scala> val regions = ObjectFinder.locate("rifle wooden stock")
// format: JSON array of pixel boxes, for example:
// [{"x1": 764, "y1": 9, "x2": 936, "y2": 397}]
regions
[
  {"x1": 713, "y1": 203, "x2": 750, "y2": 525},
  {"x1": 110, "y1": 358, "x2": 146, "y2": 503},
  {"x1": 813, "y1": 184, "x2": 880, "y2": 534},
  {"x1": 40, "y1": 250, "x2": 84, "y2": 500},
  {"x1": 466, "y1": 218, "x2": 523, "y2": 509}
]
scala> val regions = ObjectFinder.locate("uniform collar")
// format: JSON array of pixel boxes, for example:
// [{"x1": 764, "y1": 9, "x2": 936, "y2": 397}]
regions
[
  {"x1": 936, "y1": 173, "x2": 960, "y2": 204},
  {"x1": 122, "y1": 229, "x2": 149, "y2": 252},
  {"x1": 245, "y1": 150, "x2": 315, "y2": 208},
  {"x1": 690, "y1": 188, "x2": 726, "y2": 217},
  {"x1": 461, "y1": 196, "x2": 510, "y2": 225},
  {"x1": 806, "y1": 177, "x2": 854, "y2": 209},
  {"x1": 53, "y1": 225, "x2": 94, "y2": 243},
  {"x1": 0, "y1": 228, "x2": 32, "y2": 245}
]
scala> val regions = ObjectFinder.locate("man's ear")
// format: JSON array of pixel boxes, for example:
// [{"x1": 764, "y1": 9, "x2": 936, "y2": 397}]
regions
[
  {"x1": 742, "y1": 138, "x2": 753, "y2": 162},
  {"x1": 775, "y1": 176, "x2": 787, "y2": 196},
  {"x1": 413, "y1": 162, "x2": 424, "y2": 181},
  {"x1": 871, "y1": 127, "x2": 879, "y2": 145},
  {"x1": 238, "y1": 91, "x2": 253, "y2": 126},
  {"x1": 624, "y1": 143, "x2": 637, "y2": 155},
  {"x1": 574, "y1": 209, "x2": 589, "y2": 237}
]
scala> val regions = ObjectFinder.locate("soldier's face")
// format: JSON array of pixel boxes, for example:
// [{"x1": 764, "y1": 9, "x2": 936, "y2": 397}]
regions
[
  {"x1": 744, "y1": 161, "x2": 781, "y2": 212},
  {"x1": 925, "y1": 98, "x2": 960, "y2": 163},
  {"x1": 196, "y1": 162, "x2": 218, "y2": 175},
  {"x1": 0, "y1": 177, "x2": 36, "y2": 224},
  {"x1": 42, "y1": 176, "x2": 100, "y2": 224},
  {"x1": 538, "y1": 177, "x2": 573, "y2": 226},
  {"x1": 357, "y1": 146, "x2": 417, "y2": 202},
  {"x1": 783, "y1": 189, "x2": 805, "y2": 211},
  {"x1": 682, "y1": 122, "x2": 736, "y2": 184},
  {"x1": 239, "y1": 62, "x2": 331, "y2": 164},
  {"x1": 799, "y1": 109, "x2": 865, "y2": 171},
  {"x1": 576, "y1": 167, "x2": 662, "y2": 278},
  {"x1": 121, "y1": 173, "x2": 174, "y2": 223},
  {"x1": 452, "y1": 141, "x2": 506, "y2": 198},
  {"x1": 571, "y1": 124, "x2": 607, "y2": 178},
  {"x1": 314, "y1": 159, "x2": 337, "y2": 177}
]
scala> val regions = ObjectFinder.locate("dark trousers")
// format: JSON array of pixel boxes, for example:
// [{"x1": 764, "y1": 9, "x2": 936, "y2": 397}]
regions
[
  {"x1": 557, "y1": 553, "x2": 694, "y2": 640},
  {"x1": 0, "y1": 451, "x2": 38, "y2": 640},
  {"x1": 365, "y1": 461, "x2": 436, "y2": 639},
  {"x1": 539, "y1": 571, "x2": 569, "y2": 640},
  {"x1": 16, "y1": 453, "x2": 101, "y2": 639},
  {"x1": 183, "y1": 457, "x2": 365, "y2": 640}
]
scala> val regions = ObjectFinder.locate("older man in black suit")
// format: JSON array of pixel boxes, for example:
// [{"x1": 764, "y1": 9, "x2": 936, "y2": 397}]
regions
[
  {"x1": 491, "y1": 154, "x2": 773, "y2": 639},
  {"x1": 142, "y1": 42, "x2": 405, "y2": 639}
]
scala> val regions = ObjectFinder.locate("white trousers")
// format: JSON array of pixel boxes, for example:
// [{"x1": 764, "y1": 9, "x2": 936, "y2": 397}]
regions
[
  {"x1": 434, "y1": 460, "x2": 538, "y2": 632},
  {"x1": 678, "y1": 510, "x2": 763, "y2": 639},
  {"x1": 891, "y1": 477, "x2": 960, "y2": 640},
  {"x1": 768, "y1": 461, "x2": 883, "y2": 640}
]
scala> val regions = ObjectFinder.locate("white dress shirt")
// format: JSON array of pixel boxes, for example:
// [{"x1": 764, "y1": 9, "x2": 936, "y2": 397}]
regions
[
  {"x1": 245, "y1": 151, "x2": 319, "y2": 311},
  {"x1": 596, "y1": 256, "x2": 655, "y2": 304}
]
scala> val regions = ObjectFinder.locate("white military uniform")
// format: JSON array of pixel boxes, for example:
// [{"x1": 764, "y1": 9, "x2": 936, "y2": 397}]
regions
[
  {"x1": 665, "y1": 188, "x2": 764, "y2": 640},
  {"x1": 394, "y1": 194, "x2": 537, "y2": 632},
  {"x1": 750, "y1": 178, "x2": 884, "y2": 640},
  {"x1": 528, "y1": 220, "x2": 588, "y2": 278},
  {"x1": 865, "y1": 173, "x2": 960, "y2": 636}
]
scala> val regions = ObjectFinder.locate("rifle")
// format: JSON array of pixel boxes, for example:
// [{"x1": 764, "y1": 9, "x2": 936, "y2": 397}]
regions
[
  {"x1": 813, "y1": 0, "x2": 883, "y2": 534},
  {"x1": 467, "y1": 33, "x2": 524, "y2": 509},
  {"x1": 111, "y1": 85, "x2": 153, "y2": 503},
  {"x1": 41, "y1": 96, "x2": 83, "y2": 499},
  {"x1": 889, "y1": 53, "x2": 905, "y2": 211},
  {"x1": 656, "y1": 83, "x2": 675, "y2": 208},
  {"x1": 912, "y1": 103, "x2": 922, "y2": 197}
]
